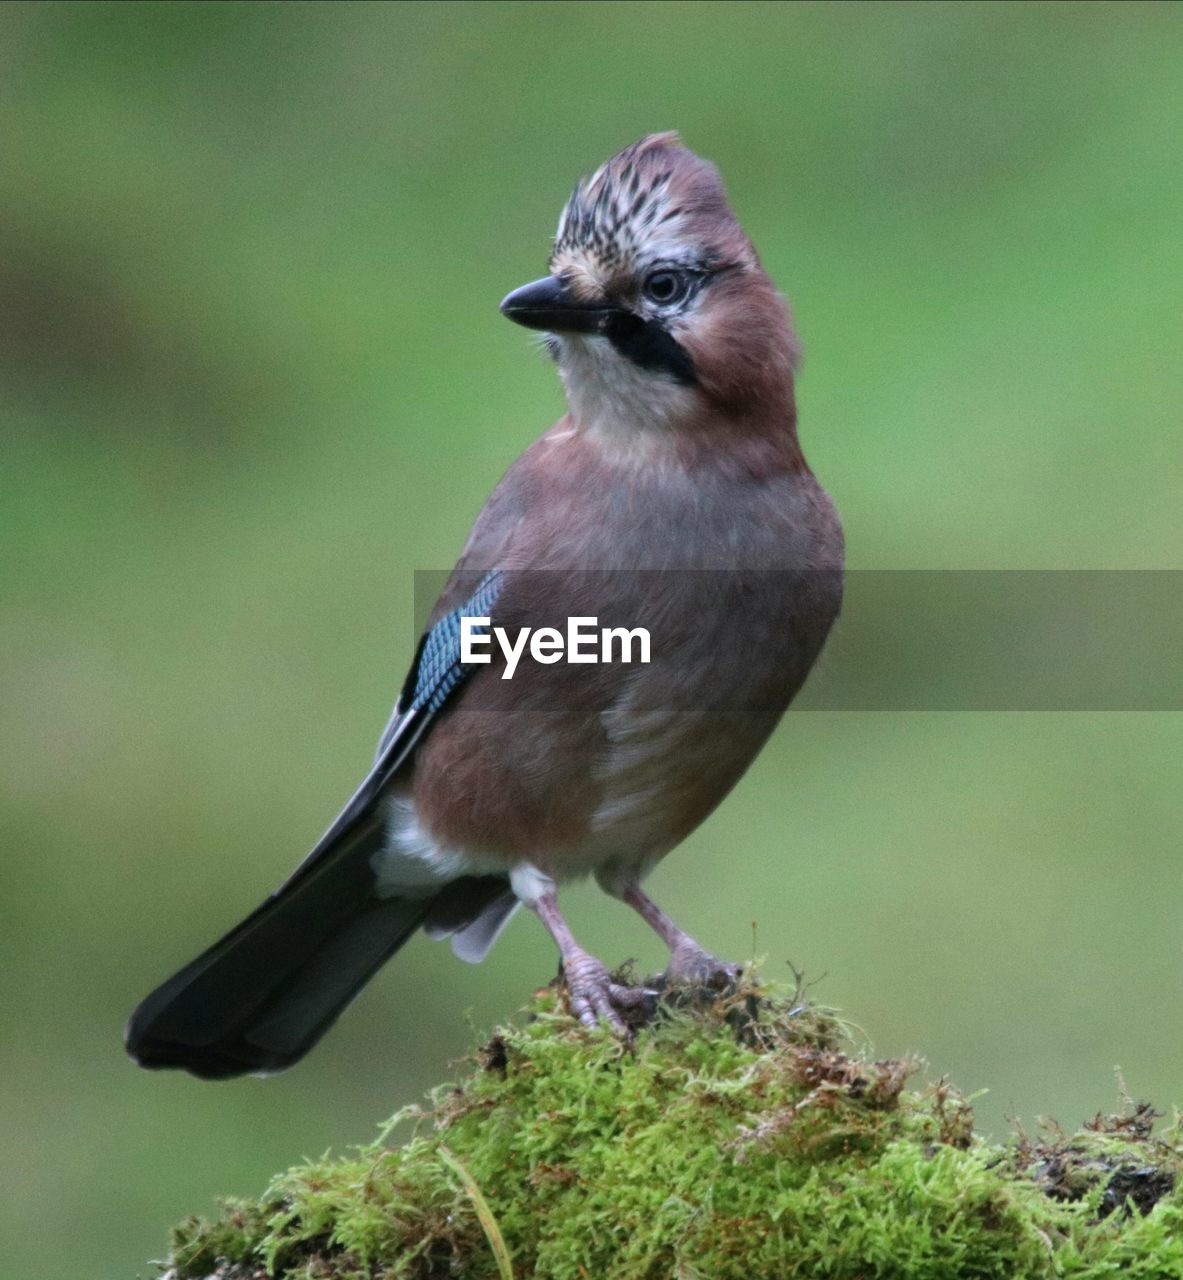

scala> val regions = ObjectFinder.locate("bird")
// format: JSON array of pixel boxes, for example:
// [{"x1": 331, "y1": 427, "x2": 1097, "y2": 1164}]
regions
[{"x1": 125, "y1": 132, "x2": 844, "y2": 1079}]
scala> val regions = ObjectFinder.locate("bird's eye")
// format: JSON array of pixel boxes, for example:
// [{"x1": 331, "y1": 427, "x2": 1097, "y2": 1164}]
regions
[{"x1": 642, "y1": 269, "x2": 690, "y2": 306}]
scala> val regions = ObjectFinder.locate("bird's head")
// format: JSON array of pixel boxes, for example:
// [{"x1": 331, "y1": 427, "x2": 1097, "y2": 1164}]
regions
[{"x1": 501, "y1": 133, "x2": 800, "y2": 444}]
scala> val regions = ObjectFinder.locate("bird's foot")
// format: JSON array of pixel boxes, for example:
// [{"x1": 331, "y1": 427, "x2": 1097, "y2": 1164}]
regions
[
  {"x1": 561, "y1": 949, "x2": 653, "y2": 1033},
  {"x1": 663, "y1": 939, "x2": 742, "y2": 992}
]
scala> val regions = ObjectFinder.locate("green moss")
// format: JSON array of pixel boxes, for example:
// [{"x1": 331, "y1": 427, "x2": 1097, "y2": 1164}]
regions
[{"x1": 162, "y1": 976, "x2": 1182, "y2": 1279}]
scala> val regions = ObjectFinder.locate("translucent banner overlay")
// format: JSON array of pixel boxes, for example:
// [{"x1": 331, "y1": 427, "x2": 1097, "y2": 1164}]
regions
[{"x1": 411, "y1": 570, "x2": 1183, "y2": 711}]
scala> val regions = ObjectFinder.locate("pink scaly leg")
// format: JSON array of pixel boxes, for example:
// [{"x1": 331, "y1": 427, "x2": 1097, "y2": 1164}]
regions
[
  {"x1": 529, "y1": 890, "x2": 651, "y2": 1031},
  {"x1": 605, "y1": 875, "x2": 740, "y2": 986}
]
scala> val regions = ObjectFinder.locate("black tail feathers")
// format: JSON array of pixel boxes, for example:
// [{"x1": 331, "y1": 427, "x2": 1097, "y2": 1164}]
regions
[{"x1": 126, "y1": 816, "x2": 509, "y2": 1079}]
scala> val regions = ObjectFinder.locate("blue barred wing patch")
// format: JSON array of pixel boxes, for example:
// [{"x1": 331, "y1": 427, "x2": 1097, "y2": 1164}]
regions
[
  {"x1": 284, "y1": 569, "x2": 506, "y2": 888},
  {"x1": 408, "y1": 569, "x2": 503, "y2": 715}
]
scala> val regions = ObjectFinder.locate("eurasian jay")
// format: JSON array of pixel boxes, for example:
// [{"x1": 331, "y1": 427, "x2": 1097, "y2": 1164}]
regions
[{"x1": 126, "y1": 133, "x2": 844, "y2": 1078}]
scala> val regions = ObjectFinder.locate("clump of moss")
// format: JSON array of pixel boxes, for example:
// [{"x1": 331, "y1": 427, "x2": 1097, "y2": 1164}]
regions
[
  {"x1": 1013, "y1": 1099, "x2": 1179, "y2": 1219},
  {"x1": 162, "y1": 972, "x2": 1183, "y2": 1280}
]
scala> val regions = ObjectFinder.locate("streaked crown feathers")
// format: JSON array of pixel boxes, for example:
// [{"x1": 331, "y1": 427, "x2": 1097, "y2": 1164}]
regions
[{"x1": 550, "y1": 132, "x2": 751, "y2": 283}]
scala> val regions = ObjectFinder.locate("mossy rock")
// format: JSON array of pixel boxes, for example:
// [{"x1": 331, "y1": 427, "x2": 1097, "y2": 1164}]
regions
[{"x1": 163, "y1": 973, "x2": 1182, "y2": 1279}]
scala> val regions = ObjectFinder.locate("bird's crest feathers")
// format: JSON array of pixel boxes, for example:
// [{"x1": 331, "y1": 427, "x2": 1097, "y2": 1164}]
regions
[{"x1": 551, "y1": 132, "x2": 744, "y2": 283}]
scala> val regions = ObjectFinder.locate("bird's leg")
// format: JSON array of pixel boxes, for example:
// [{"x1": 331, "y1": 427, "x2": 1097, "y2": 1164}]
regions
[
  {"x1": 611, "y1": 880, "x2": 740, "y2": 988},
  {"x1": 528, "y1": 890, "x2": 649, "y2": 1032}
]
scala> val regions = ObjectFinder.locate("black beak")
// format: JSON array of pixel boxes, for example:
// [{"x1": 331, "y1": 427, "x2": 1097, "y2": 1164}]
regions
[{"x1": 499, "y1": 275, "x2": 613, "y2": 334}]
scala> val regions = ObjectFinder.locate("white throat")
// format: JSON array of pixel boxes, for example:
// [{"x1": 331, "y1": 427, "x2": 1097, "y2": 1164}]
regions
[{"x1": 557, "y1": 334, "x2": 697, "y2": 442}]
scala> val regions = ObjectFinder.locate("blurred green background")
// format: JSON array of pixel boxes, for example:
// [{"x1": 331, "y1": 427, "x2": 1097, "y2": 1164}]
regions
[{"x1": 1, "y1": 2, "x2": 1181, "y2": 1275}]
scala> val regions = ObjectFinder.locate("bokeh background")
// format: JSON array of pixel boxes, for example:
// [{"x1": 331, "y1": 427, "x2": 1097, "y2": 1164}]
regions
[{"x1": 2, "y1": 2, "x2": 1181, "y2": 1275}]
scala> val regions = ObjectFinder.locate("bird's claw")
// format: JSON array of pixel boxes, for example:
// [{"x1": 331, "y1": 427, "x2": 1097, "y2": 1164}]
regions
[
  {"x1": 562, "y1": 950, "x2": 653, "y2": 1033},
  {"x1": 663, "y1": 939, "x2": 742, "y2": 991}
]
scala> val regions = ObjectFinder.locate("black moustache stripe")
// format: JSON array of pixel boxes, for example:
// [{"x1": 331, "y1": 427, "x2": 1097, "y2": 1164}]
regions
[{"x1": 602, "y1": 312, "x2": 698, "y2": 386}]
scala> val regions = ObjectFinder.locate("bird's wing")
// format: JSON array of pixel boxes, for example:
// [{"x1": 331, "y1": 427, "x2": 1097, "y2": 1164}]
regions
[
  {"x1": 277, "y1": 568, "x2": 504, "y2": 892},
  {"x1": 124, "y1": 568, "x2": 509, "y2": 1077},
  {"x1": 264, "y1": 428, "x2": 542, "y2": 893}
]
